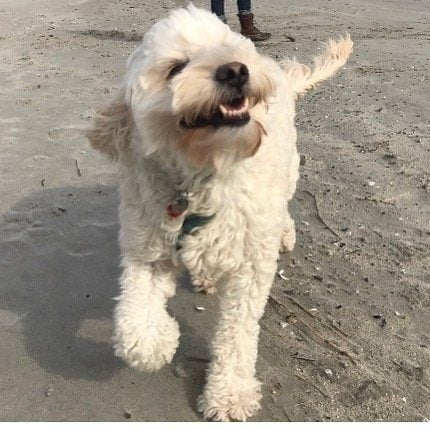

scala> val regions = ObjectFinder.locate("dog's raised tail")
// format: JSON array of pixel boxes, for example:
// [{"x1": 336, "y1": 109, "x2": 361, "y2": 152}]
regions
[{"x1": 283, "y1": 35, "x2": 353, "y2": 97}]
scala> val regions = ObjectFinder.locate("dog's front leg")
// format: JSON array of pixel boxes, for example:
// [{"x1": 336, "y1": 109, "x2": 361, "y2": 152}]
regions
[
  {"x1": 112, "y1": 259, "x2": 179, "y2": 372},
  {"x1": 198, "y1": 258, "x2": 277, "y2": 421}
]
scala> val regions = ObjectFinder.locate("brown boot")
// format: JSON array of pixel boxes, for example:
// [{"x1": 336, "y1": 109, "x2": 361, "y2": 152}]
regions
[{"x1": 238, "y1": 13, "x2": 271, "y2": 42}]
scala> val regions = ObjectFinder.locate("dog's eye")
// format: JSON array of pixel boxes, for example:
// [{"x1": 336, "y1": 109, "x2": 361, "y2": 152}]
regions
[{"x1": 168, "y1": 61, "x2": 189, "y2": 79}]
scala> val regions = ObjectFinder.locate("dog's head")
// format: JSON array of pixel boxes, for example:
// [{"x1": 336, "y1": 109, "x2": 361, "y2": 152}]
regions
[
  {"x1": 87, "y1": 5, "x2": 353, "y2": 170},
  {"x1": 87, "y1": 5, "x2": 276, "y2": 170}
]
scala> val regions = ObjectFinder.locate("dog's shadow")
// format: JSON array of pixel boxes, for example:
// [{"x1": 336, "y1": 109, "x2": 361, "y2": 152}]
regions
[
  {"x1": 0, "y1": 185, "x2": 211, "y2": 414},
  {"x1": 0, "y1": 185, "x2": 123, "y2": 381}
]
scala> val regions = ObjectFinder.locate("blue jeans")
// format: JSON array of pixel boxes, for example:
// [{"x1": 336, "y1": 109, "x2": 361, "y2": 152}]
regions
[{"x1": 211, "y1": 0, "x2": 252, "y2": 17}]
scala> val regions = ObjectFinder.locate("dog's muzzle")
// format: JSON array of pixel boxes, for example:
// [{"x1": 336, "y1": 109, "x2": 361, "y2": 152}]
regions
[{"x1": 180, "y1": 62, "x2": 252, "y2": 129}]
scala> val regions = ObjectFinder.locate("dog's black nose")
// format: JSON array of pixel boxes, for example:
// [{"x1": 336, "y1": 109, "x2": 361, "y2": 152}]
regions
[{"x1": 215, "y1": 62, "x2": 249, "y2": 89}]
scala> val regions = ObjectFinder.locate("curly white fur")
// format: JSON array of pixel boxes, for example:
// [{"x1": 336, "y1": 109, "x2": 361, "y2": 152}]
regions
[{"x1": 87, "y1": 4, "x2": 352, "y2": 421}]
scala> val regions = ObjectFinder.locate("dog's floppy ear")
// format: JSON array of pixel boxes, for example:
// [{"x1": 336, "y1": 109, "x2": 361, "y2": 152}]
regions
[
  {"x1": 283, "y1": 35, "x2": 353, "y2": 98},
  {"x1": 86, "y1": 91, "x2": 133, "y2": 162}
]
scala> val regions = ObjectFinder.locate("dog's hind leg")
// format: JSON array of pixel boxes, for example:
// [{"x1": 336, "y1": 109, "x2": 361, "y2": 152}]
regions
[
  {"x1": 112, "y1": 259, "x2": 180, "y2": 372},
  {"x1": 279, "y1": 211, "x2": 296, "y2": 253}
]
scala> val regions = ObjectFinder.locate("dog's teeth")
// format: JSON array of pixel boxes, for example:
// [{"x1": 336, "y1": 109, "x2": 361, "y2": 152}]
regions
[
  {"x1": 220, "y1": 99, "x2": 249, "y2": 120},
  {"x1": 220, "y1": 104, "x2": 228, "y2": 117}
]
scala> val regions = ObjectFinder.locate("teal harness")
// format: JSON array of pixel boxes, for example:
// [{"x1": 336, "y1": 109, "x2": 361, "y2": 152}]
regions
[
  {"x1": 176, "y1": 213, "x2": 215, "y2": 249},
  {"x1": 181, "y1": 213, "x2": 216, "y2": 236},
  {"x1": 166, "y1": 190, "x2": 215, "y2": 249},
  {"x1": 176, "y1": 213, "x2": 215, "y2": 250}
]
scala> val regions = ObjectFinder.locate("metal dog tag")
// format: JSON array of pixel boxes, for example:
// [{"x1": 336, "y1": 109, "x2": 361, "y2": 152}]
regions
[{"x1": 167, "y1": 191, "x2": 189, "y2": 218}]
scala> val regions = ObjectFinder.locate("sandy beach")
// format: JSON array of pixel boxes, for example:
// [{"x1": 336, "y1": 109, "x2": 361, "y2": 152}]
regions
[{"x1": 0, "y1": 0, "x2": 429, "y2": 421}]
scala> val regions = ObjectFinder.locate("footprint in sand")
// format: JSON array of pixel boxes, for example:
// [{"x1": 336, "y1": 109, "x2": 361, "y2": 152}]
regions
[{"x1": 48, "y1": 126, "x2": 84, "y2": 141}]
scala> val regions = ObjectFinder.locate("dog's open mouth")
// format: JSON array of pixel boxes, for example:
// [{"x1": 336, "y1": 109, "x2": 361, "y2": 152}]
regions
[{"x1": 181, "y1": 97, "x2": 250, "y2": 129}]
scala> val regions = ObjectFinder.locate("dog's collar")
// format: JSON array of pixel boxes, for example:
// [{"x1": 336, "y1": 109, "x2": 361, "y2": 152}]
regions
[
  {"x1": 166, "y1": 171, "x2": 214, "y2": 219},
  {"x1": 167, "y1": 190, "x2": 215, "y2": 229},
  {"x1": 180, "y1": 212, "x2": 215, "y2": 237},
  {"x1": 166, "y1": 187, "x2": 215, "y2": 248},
  {"x1": 175, "y1": 212, "x2": 215, "y2": 250}
]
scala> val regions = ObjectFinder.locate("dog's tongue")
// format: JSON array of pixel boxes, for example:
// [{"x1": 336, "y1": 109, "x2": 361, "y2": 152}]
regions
[{"x1": 219, "y1": 97, "x2": 249, "y2": 119}]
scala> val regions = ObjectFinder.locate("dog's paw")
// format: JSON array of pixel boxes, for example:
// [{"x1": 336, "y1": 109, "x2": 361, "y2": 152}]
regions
[
  {"x1": 279, "y1": 225, "x2": 296, "y2": 253},
  {"x1": 192, "y1": 276, "x2": 217, "y2": 295},
  {"x1": 113, "y1": 314, "x2": 180, "y2": 372},
  {"x1": 197, "y1": 378, "x2": 262, "y2": 421}
]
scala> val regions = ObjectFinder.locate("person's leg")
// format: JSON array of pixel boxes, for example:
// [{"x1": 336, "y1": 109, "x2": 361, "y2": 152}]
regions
[
  {"x1": 211, "y1": 0, "x2": 227, "y2": 23},
  {"x1": 236, "y1": 0, "x2": 271, "y2": 42},
  {"x1": 237, "y1": 0, "x2": 251, "y2": 15}
]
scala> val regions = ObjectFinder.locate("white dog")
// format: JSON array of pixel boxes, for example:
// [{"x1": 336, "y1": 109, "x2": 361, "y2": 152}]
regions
[{"x1": 87, "y1": 5, "x2": 352, "y2": 421}]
